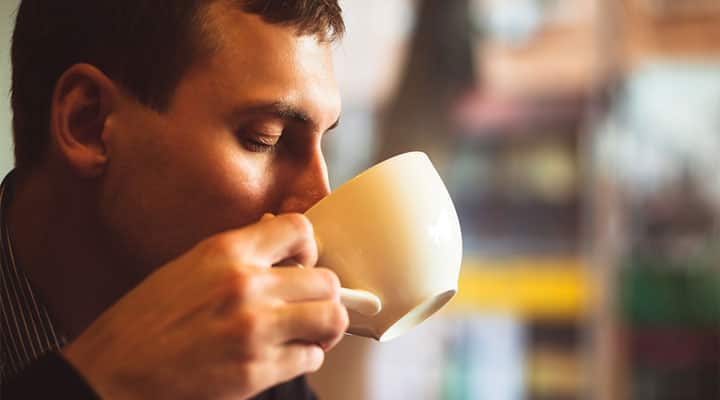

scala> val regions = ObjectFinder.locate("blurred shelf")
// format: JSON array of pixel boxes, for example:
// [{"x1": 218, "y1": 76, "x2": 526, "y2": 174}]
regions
[
  {"x1": 447, "y1": 257, "x2": 591, "y2": 319},
  {"x1": 453, "y1": 91, "x2": 589, "y2": 138}
]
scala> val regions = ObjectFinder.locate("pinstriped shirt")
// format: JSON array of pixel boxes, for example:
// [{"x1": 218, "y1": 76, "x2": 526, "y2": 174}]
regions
[
  {"x1": 0, "y1": 172, "x2": 315, "y2": 399},
  {"x1": 0, "y1": 172, "x2": 67, "y2": 382}
]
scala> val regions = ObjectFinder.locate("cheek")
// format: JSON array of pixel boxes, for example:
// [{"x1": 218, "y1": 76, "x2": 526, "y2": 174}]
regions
[
  {"x1": 200, "y1": 150, "x2": 275, "y2": 219},
  {"x1": 98, "y1": 119, "x2": 279, "y2": 269}
]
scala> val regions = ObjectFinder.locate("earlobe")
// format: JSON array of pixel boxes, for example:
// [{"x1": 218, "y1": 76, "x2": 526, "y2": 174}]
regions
[{"x1": 50, "y1": 63, "x2": 117, "y2": 177}]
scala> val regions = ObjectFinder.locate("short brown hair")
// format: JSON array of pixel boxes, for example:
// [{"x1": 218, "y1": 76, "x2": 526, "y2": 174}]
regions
[{"x1": 10, "y1": 0, "x2": 344, "y2": 168}]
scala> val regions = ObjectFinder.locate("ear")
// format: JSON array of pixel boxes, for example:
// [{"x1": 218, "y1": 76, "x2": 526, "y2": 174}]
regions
[{"x1": 50, "y1": 63, "x2": 118, "y2": 177}]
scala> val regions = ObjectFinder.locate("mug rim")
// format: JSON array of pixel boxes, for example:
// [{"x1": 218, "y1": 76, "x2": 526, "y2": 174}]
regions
[{"x1": 306, "y1": 151, "x2": 429, "y2": 215}]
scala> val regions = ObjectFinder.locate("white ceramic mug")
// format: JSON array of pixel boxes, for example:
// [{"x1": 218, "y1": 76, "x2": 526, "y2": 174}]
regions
[{"x1": 305, "y1": 152, "x2": 462, "y2": 342}]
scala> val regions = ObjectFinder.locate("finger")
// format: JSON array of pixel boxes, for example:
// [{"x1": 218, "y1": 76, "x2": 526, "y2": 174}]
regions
[
  {"x1": 273, "y1": 300, "x2": 348, "y2": 351},
  {"x1": 253, "y1": 213, "x2": 317, "y2": 267},
  {"x1": 271, "y1": 343, "x2": 325, "y2": 382},
  {"x1": 220, "y1": 213, "x2": 318, "y2": 268},
  {"x1": 265, "y1": 267, "x2": 340, "y2": 302},
  {"x1": 229, "y1": 343, "x2": 323, "y2": 396}
]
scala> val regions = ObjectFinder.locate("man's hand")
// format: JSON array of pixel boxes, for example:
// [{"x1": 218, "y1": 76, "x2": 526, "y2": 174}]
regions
[{"x1": 62, "y1": 213, "x2": 348, "y2": 400}]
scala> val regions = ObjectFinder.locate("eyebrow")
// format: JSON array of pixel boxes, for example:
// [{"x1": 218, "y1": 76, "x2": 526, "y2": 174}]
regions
[{"x1": 236, "y1": 101, "x2": 340, "y2": 133}]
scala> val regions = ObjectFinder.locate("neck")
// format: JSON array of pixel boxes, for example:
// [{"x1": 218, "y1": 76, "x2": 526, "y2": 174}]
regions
[{"x1": 7, "y1": 167, "x2": 136, "y2": 340}]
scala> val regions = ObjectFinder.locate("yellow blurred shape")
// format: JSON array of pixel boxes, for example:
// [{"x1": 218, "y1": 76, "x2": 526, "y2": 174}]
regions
[{"x1": 447, "y1": 257, "x2": 591, "y2": 319}]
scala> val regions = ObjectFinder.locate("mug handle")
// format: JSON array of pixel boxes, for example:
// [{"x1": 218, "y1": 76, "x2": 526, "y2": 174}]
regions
[
  {"x1": 340, "y1": 288, "x2": 382, "y2": 316},
  {"x1": 278, "y1": 263, "x2": 382, "y2": 317}
]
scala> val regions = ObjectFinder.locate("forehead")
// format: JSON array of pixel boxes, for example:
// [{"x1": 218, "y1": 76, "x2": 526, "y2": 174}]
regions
[{"x1": 176, "y1": 2, "x2": 341, "y2": 124}]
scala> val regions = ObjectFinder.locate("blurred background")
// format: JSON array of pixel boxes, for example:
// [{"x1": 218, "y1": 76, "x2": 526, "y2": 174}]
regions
[
  {"x1": 314, "y1": 0, "x2": 720, "y2": 399},
  {"x1": 1, "y1": 0, "x2": 719, "y2": 399}
]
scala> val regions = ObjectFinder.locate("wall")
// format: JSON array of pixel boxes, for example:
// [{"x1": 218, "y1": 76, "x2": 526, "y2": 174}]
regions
[{"x1": 0, "y1": 0, "x2": 18, "y2": 174}]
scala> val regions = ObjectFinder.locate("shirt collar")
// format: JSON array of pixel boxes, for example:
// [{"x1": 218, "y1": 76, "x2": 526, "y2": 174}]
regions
[{"x1": 0, "y1": 171, "x2": 66, "y2": 380}]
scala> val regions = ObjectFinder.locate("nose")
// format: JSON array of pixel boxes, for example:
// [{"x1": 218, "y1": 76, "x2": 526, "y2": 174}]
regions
[{"x1": 276, "y1": 149, "x2": 331, "y2": 214}]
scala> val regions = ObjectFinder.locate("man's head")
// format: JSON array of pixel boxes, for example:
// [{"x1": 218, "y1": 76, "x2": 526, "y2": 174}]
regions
[
  {"x1": 12, "y1": 0, "x2": 343, "y2": 168},
  {"x1": 10, "y1": 0, "x2": 343, "y2": 276}
]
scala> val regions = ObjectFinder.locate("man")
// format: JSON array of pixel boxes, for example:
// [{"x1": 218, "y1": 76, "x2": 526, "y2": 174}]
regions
[{"x1": 1, "y1": 0, "x2": 348, "y2": 398}]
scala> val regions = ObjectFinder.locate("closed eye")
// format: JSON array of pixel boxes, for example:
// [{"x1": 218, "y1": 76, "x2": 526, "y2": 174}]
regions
[{"x1": 242, "y1": 134, "x2": 281, "y2": 153}]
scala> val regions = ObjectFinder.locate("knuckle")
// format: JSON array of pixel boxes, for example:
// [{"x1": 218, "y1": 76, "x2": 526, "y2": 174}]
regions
[
  {"x1": 303, "y1": 346, "x2": 325, "y2": 373},
  {"x1": 282, "y1": 213, "x2": 314, "y2": 238},
  {"x1": 325, "y1": 301, "x2": 349, "y2": 334},
  {"x1": 335, "y1": 301, "x2": 350, "y2": 332},
  {"x1": 226, "y1": 268, "x2": 260, "y2": 301},
  {"x1": 316, "y1": 268, "x2": 341, "y2": 296}
]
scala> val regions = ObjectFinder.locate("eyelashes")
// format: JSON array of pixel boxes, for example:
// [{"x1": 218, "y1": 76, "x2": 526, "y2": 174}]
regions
[
  {"x1": 237, "y1": 123, "x2": 329, "y2": 155},
  {"x1": 241, "y1": 133, "x2": 281, "y2": 153},
  {"x1": 242, "y1": 139, "x2": 277, "y2": 153}
]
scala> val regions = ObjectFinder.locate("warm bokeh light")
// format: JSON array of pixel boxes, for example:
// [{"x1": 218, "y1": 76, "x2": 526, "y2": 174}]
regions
[{"x1": 311, "y1": 0, "x2": 720, "y2": 399}]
